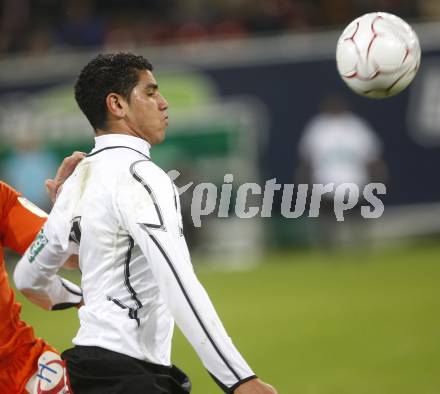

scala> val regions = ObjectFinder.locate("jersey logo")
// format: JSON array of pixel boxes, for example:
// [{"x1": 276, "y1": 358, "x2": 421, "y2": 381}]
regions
[
  {"x1": 69, "y1": 216, "x2": 82, "y2": 245},
  {"x1": 28, "y1": 228, "x2": 49, "y2": 263}
]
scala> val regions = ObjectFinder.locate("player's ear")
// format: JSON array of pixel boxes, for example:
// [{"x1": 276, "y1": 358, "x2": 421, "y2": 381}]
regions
[{"x1": 106, "y1": 93, "x2": 129, "y2": 119}]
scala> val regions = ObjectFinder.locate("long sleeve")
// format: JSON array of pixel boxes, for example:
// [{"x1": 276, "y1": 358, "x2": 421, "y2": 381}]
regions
[
  {"x1": 115, "y1": 160, "x2": 256, "y2": 391},
  {"x1": 13, "y1": 194, "x2": 82, "y2": 311}
]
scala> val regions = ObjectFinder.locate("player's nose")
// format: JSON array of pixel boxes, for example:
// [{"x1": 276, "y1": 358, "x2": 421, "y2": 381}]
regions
[{"x1": 158, "y1": 93, "x2": 168, "y2": 111}]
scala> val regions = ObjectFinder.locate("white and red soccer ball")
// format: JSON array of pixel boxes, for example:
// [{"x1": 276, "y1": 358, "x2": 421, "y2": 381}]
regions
[{"x1": 336, "y1": 12, "x2": 421, "y2": 98}]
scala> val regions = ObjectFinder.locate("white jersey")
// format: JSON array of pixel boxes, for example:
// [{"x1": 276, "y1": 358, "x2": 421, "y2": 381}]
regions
[
  {"x1": 299, "y1": 112, "x2": 382, "y2": 187},
  {"x1": 14, "y1": 134, "x2": 255, "y2": 390}
]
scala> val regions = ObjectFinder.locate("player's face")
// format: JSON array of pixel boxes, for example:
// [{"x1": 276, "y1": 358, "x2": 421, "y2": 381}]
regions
[{"x1": 126, "y1": 70, "x2": 168, "y2": 146}]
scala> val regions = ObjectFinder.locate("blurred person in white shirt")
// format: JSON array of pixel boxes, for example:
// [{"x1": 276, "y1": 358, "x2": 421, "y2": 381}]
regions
[{"x1": 297, "y1": 95, "x2": 387, "y2": 248}]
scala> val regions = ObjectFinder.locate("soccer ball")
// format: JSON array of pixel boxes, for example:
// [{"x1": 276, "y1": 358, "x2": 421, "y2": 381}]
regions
[{"x1": 336, "y1": 12, "x2": 421, "y2": 98}]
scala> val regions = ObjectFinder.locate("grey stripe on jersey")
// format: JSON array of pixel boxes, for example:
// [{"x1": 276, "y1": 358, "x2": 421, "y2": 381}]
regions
[
  {"x1": 146, "y1": 231, "x2": 242, "y2": 381},
  {"x1": 107, "y1": 235, "x2": 142, "y2": 327},
  {"x1": 130, "y1": 160, "x2": 166, "y2": 231}
]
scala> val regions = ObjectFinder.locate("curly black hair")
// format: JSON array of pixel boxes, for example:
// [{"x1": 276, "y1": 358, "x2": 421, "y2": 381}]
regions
[{"x1": 74, "y1": 53, "x2": 153, "y2": 131}]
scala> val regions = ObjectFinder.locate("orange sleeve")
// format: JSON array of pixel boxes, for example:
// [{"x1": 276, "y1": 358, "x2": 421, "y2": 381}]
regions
[{"x1": 0, "y1": 182, "x2": 47, "y2": 255}]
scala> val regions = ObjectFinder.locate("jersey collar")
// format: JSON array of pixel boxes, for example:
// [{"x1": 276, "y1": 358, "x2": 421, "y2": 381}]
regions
[{"x1": 92, "y1": 134, "x2": 151, "y2": 157}]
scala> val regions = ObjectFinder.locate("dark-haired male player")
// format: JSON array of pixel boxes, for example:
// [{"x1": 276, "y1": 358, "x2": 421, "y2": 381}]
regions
[{"x1": 15, "y1": 53, "x2": 277, "y2": 394}]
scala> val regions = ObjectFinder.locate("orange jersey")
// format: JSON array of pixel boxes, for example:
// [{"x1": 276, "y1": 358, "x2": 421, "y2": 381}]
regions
[{"x1": 0, "y1": 181, "x2": 51, "y2": 393}]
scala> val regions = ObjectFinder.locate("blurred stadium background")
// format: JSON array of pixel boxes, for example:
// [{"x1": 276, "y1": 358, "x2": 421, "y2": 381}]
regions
[{"x1": 1, "y1": 0, "x2": 440, "y2": 393}]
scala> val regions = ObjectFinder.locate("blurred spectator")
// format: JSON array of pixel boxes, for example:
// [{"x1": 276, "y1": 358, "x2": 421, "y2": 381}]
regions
[
  {"x1": 316, "y1": 0, "x2": 355, "y2": 26},
  {"x1": 0, "y1": 0, "x2": 30, "y2": 54},
  {"x1": 104, "y1": 14, "x2": 140, "y2": 50},
  {"x1": 55, "y1": 0, "x2": 106, "y2": 49},
  {"x1": 297, "y1": 95, "x2": 387, "y2": 248},
  {"x1": 418, "y1": 0, "x2": 440, "y2": 20},
  {"x1": 211, "y1": 19, "x2": 248, "y2": 40},
  {"x1": 176, "y1": 21, "x2": 210, "y2": 43},
  {"x1": 0, "y1": 0, "x2": 426, "y2": 56},
  {"x1": 358, "y1": 0, "x2": 420, "y2": 20},
  {"x1": 27, "y1": 24, "x2": 53, "y2": 54},
  {"x1": 2, "y1": 133, "x2": 58, "y2": 211}
]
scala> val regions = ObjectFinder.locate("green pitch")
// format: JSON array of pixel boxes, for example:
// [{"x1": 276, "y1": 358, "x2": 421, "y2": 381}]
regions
[{"x1": 12, "y1": 241, "x2": 440, "y2": 393}]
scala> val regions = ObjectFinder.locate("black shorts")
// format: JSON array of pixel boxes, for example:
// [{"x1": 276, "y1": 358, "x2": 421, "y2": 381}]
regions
[{"x1": 61, "y1": 346, "x2": 191, "y2": 394}]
